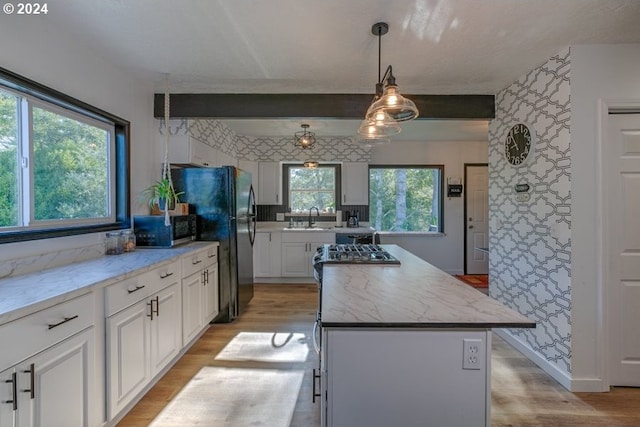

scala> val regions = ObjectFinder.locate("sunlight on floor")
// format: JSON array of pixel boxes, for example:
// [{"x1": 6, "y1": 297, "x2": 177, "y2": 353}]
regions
[
  {"x1": 215, "y1": 331, "x2": 310, "y2": 362},
  {"x1": 149, "y1": 367, "x2": 305, "y2": 427}
]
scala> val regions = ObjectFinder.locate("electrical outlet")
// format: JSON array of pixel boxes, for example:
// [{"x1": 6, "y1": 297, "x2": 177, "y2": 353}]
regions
[{"x1": 462, "y1": 338, "x2": 484, "y2": 370}]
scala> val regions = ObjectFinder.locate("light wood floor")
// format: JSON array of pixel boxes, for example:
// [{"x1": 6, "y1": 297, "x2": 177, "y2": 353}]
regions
[{"x1": 117, "y1": 284, "x2": 640, "y2": 427}]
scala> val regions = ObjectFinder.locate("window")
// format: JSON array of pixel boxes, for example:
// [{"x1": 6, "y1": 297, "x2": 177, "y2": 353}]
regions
[
  {"x1": 369, "y1": 166, "x2": 443, "y2": 232},
  {"x1": 0, "y1": 67, "x2": 130, "y2": 243},
  {"x1": 285, "y1": 164, "x2": 337, "y2": 212}
]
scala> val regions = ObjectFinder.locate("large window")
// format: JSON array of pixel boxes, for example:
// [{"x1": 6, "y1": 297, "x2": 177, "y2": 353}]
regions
[
  {"x1": 0, "y1": 67, "x2": 130, "y2": 243},
  {"x1": 285, "y1": 164, "x2": 337, "y2": 212},
  {"x1": 369, "y1": 166, "x2": 443, "y2": 232}
]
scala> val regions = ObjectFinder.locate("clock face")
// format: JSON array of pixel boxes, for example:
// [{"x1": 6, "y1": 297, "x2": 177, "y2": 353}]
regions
[{"x1": 505, "y1": 123, "x2": 533, "y2": 166}]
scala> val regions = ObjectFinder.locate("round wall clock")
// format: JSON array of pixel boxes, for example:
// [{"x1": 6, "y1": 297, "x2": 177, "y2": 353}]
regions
[{"x1": 504, "y1": 123, "x2": 534, "y2": 166}]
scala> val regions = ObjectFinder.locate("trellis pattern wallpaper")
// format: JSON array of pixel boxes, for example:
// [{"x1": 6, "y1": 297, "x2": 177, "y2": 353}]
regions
[
  {"x1": 157, "y1": 119, "x2": 372, "y2": 163},
  {"x1": 488, "y1": 48, "x2": 572, "y2": 374}
]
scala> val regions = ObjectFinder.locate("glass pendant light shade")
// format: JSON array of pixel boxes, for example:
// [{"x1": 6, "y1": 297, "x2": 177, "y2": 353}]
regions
[
  {"x1": 366, "y1": 83, "x2": 419, "y2": 122},
  {"x1": 357, "y1": 110, "x2": 401, "y2": 138}
]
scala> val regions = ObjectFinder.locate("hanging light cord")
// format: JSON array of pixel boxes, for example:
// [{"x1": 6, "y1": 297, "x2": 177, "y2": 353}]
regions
[{"x1": 162, "y1": 76, "x2": 174, "y2": 226}]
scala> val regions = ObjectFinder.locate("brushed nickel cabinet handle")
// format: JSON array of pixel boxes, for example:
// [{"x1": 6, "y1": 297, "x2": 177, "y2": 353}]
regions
[{"x1": 48, "y1": 315, "x2": 78, "y2": 330}]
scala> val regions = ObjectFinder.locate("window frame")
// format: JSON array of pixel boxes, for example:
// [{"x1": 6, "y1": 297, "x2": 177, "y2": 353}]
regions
[
  {"x1": 282, "y1": 163, "x2": 341, "y2": 212},
  {"x1": 0, "y1": 66, "x2": 130, "y2": 244},
  {"x1": 368, "y1": 164, "x2": 444, "y2": 233}
]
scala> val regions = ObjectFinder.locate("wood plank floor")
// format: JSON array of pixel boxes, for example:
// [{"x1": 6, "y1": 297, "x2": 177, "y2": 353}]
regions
[{"x1": 117, "y1": 284, "x2": 640, "y2": 427}]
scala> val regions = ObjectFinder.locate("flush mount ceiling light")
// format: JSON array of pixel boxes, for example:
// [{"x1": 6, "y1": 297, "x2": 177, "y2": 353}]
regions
[
  {"x1": 357, "y1": 22, "x2": 419, "y2": 139},
  {"x1": 294, "y1": 124, "x2": 316, "y2": 149},
  {"x1": 303, "y1": 160, "x2": 319, "y2": 169}
]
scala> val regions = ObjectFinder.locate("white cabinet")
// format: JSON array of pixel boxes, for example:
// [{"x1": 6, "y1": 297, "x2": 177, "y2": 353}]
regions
[
  {"x1": 0, "y1": 293, "x2": 96, "y2": 427},
  {"x1": 105, "y1": 261, "x2": 181, "y2": 420},
  {"x1": 281, "y1": 232, "x2": 334, "y2": 277},
  {"x1": 253, "y1": 231, "x2": 282, "y2": 278},
  {"x1": 181, "y1": 245, "x2": 219, "y2": 346},
  {"x1": 165, "y1": 133, "x2": 214, "y2": 167},
  {"x1": 258, "y1": 162, "x2": 281, "y2": 205},
  {"x1": 239, "y1": 160, "x2": 259, "y2": 193},
  {"x1": 341, "y1": 162, "x2": 369, "y2": 205},
  {"x1": 321, "y1": 328, "x2": 490, "y2": 427}
]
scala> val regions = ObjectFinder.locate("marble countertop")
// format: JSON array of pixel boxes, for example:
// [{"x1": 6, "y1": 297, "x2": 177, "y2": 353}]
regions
[
  {"x1": 0, "y1": 242, "x2": 217, "y2": 326},
  {"x1": 321, "y1": 245, "x2": 535, "y2": 329}
]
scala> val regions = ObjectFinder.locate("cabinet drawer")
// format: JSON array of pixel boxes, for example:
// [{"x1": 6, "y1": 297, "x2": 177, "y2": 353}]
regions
[
  {"x1": 182, "y1": 249, "x2": 215, "y2": 278},
  {"x1": 0, "y1": 292, "x2": 94, "y2": 370},
  {"x1": 281, "y1": 231, "x2": 335, "y2": 243},
  {"x1": 105, "y1": 260, "x2": 179, "y2": 317}
]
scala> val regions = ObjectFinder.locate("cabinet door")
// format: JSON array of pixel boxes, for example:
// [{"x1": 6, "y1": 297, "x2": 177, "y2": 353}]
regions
[
  {"x1": 258, "y1": 162, "x2": 281, "y2": 205},
  {"x1": 342, "y1": 162, "x2": 369, "y2": 205},
  {"x1": 238, "y1": 160, "x2": 259, "y2": 193},
  {"x1": 24, "y1": 327, "x2": 95, "y2": 427},
  {"x1": 281, "y1": 242, "x2": 310, "y2": 277},
  {"x1": 0, "y1": 367, "x2": 15, "y2": 427},
  {"x1": 254, "y1": 232, "x2": 282, "y2": 278},
  {"x1": 107, "y1": 301, "x2": 150, "y2": 420},
  {"x1": 182, "y1": 272, "x2": 204, "y2": 346},
  {"x1": 203, "y1": 264, "x2": 219, "y2": 323},
  {"x1": 150, "y1": 283, "x2": 182, "y2": 377}
]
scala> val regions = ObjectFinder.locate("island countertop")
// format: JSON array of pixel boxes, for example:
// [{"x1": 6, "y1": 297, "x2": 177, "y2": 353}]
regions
[{"x1": 320, "y1": 244, "x2": 535, "y2": 329}]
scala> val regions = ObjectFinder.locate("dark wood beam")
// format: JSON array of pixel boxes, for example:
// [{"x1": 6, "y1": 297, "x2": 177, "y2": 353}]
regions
[{"x1": 153, "y1": 93, "x2": 494, "y2": 120}]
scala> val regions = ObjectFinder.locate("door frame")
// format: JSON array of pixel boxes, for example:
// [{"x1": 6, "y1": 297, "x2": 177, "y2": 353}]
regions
[
  {"x1": 601, "y1": 100, "x2": 640, "y2": 388},
  {"x1": 463, "y1": 163, "x2": 489, "y2": 275}
]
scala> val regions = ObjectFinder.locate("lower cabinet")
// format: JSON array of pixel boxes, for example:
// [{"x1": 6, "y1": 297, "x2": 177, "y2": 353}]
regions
[
  {"x1": 181, "y1": 245, "x2": 219, "y2": 346},
  {"x1": 281, "y1": 232, "x2": 334, "y2": 277},
  {"x1": 0, "y1": 293, "x2": 96, "y2": 427},
  {"x1": 253, "y1": 231, "x2": 282, "y2": 278},
  {"x1": 105, "y1": 263, "x2": 182, "y2": 420}
]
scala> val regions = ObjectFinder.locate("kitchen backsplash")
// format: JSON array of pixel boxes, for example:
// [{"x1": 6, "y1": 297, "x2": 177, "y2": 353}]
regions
[{"x1": 257, "y1": 205, "x2": 369, "y2": 222}]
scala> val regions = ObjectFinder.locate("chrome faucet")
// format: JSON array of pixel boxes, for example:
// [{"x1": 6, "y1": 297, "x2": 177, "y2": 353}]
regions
[{"x1": 308, "y1": 206, "x2": 320, "y2": 228}]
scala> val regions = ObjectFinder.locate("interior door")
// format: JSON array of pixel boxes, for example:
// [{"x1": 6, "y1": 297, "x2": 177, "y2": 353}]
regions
[
  {"x1": 607, "y1": 113, "x2": 640, "y2": 386},
  {"x1": 465, "y1": 165, "x2": 489, "y2": 274}
]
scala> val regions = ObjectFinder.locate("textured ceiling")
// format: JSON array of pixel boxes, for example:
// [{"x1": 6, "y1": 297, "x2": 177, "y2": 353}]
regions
[{"x1": 42, "y1": 0, "x2": 640, "y2": 140}]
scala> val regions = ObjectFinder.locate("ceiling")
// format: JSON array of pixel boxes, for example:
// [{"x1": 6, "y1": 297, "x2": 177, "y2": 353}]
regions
[{"x1": 45, "y1": 0, "x2": 640, "y2": 141}]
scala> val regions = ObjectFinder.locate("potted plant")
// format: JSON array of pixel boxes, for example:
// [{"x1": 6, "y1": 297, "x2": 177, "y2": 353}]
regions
[{"x1": 141, "y1": 177, "x2": 184, "y2": 215}]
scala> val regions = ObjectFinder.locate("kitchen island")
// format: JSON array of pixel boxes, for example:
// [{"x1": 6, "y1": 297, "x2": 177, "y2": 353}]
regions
[{"x1": 319, "y1": 244, "x2": 534, "y2": 427}]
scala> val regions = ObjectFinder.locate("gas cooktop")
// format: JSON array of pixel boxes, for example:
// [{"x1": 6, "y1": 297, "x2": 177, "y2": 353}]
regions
[{"x1": 316, "y1": 244, "x2": 401, "y2": 265}]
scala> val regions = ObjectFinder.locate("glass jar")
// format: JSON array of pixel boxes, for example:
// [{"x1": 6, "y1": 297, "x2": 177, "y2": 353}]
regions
[
  {"x1": 121, "y1": 230, "x2": 136, "y2": 252},
  {"x1": 105, "y1": 232, "x2": 124, "y2": 255}
]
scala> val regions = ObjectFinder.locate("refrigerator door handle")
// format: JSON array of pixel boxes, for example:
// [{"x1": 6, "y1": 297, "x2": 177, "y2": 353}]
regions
[{"x1": 248, "y1": 184, "x2": 256, "y2": 246}]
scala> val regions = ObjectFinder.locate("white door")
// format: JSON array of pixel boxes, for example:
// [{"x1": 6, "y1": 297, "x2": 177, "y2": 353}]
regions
[
  {"x1": 465, "y1": 165, "x2": 489, "y2": 274},
  {"x1": 607, "y1": 113, "x2": 640, "y2": 386},
  {"x1": 182, "y1": 272, "x2": 204, "y2": 345},
  {"x1": 150, "y1": 284, "x2": 181, "y2": 377}
]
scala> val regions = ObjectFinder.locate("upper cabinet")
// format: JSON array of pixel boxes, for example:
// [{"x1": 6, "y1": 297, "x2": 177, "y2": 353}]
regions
[
  {"x1": 258, "y1": 162, "x2": 282, "y2": 205},
  {"x1": 164, "y1": 134, "x2": 213, "y2": 167},
  {"x1": 342, "y1": 162, "x2": 369, "y2": 205},
  {"x1": 238, "y1": 160, "x2": 259, "y2": 193}
]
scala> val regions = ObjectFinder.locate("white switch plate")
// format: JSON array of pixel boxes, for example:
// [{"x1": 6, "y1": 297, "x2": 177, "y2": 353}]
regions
[{"x1": 276, "y1": 213, "x2": 285, "y2": 221}]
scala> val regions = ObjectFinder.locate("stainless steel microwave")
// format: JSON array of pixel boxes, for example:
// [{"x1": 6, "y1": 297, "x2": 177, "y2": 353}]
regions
[{"x1": 133, "y1": 214, "x2": 196, "y2": 247}]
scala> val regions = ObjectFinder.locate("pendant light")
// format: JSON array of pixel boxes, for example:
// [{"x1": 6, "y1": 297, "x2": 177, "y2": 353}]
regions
[
  {"x1": 294, "y1": 124, "x2": 316, "y2": 149},
  {"x1": 357, "y1": 22, "x2": 418, "y2": 139}
]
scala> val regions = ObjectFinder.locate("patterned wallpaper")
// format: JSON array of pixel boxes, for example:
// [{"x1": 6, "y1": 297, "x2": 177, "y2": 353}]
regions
[
  {"x1": 488, "y1": 48, "x2": 572, "y2": 373},
  {"x1": 157, "y1": 119, "x2": 372, "y2": 163}
]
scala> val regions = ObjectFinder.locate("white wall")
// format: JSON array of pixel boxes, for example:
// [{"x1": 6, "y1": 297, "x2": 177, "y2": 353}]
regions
[
  {"x1": 0, "y1": 15, "x2": 155, "y2": 266},
  {"x1": 570, "y1": 44, "x2": 640, "y2": 391},
  {"x1": 370, "y1": 140, "x2": 488, "y2": 274}
]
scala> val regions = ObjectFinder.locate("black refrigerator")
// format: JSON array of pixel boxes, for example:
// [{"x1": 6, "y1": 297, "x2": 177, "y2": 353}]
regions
[{"x1": 172, "y1": 166, "x2": 256, "y2": 322}]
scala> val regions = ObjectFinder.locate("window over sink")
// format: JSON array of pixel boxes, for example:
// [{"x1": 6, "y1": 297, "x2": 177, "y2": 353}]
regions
[
  {"x1": 0, "y1": 67, "x2": 130, "y2": 243},
  {"x1": 283, "y1": 163, "x2": 338, "y2": 213}
]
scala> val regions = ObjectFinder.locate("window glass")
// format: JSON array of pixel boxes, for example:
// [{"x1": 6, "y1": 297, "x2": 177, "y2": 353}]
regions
[
  {"x1": 0, "y1": 89, "x2": 19, "y2": 227},
  {"x1": 32, "y1": 105, "x2": 111, "y2": 222},
  {"x1": 288, "y1": 166, "x2": 336, "y2": 212},
  {"x1": 369, "y1": 166, "x2": 443, "y2": 232}
]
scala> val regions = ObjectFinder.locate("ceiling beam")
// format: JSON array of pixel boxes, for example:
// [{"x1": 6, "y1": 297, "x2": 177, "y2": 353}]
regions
[{"x1": 153, "y1": 93, "x2": 494, "y2": 120}]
